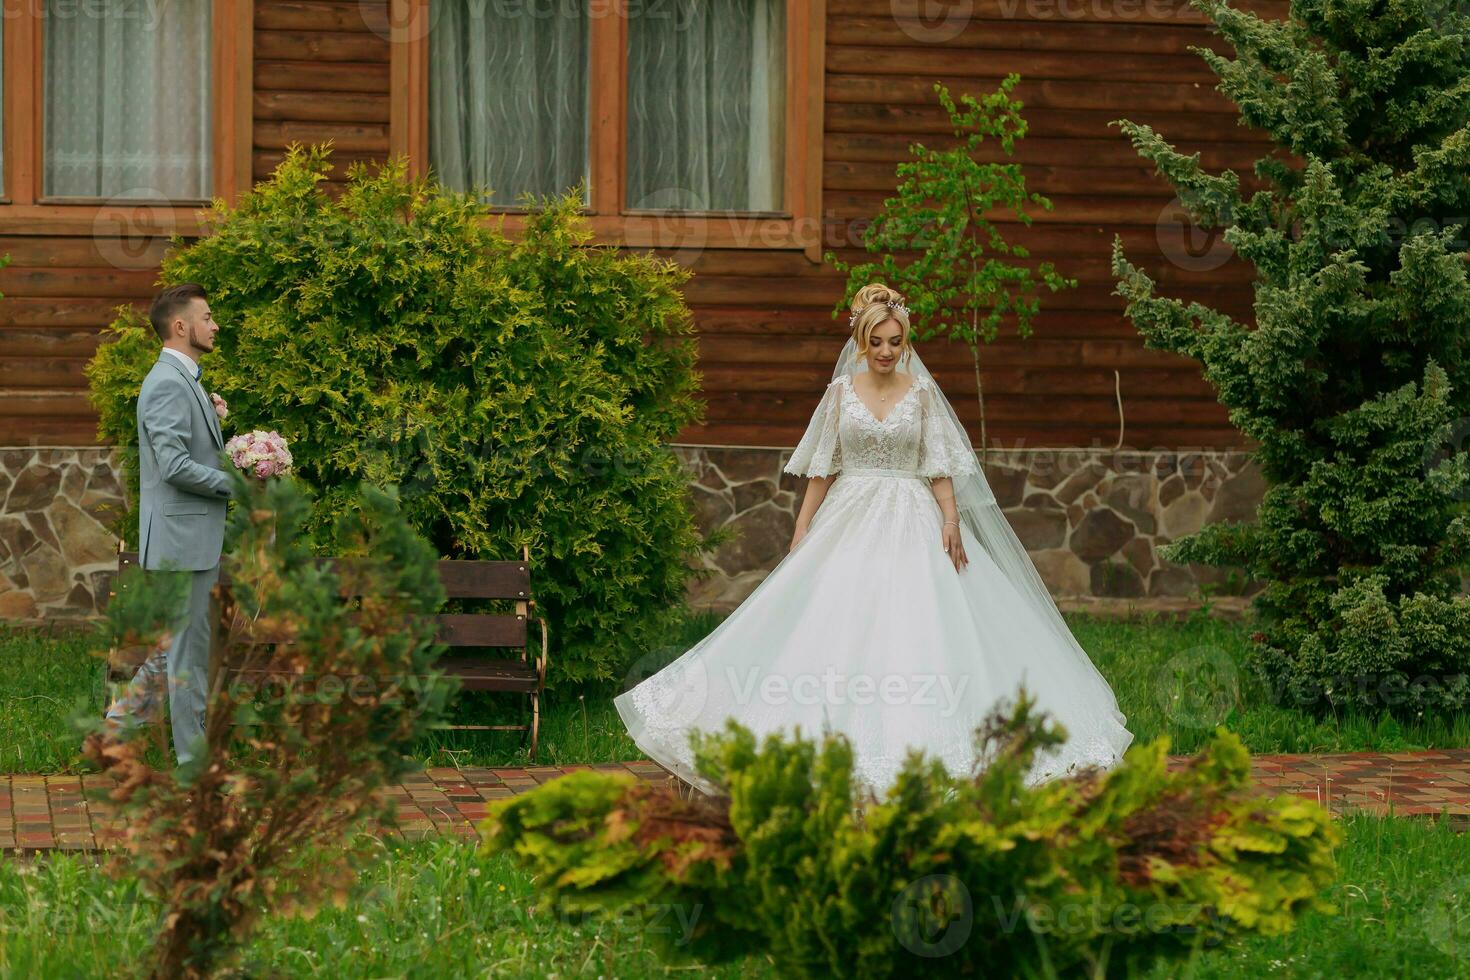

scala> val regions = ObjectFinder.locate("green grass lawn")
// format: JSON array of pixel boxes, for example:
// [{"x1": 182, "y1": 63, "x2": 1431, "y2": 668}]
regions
[
  {"x1": 1, "y1": 813, "x2": 1467, "y2": 978},
  {"x1": 5, "y1": 612, "x2": 1469, "y2": 978},
  {"x1": 5, "y1": 608, "x2": 1467, "y2": 774}
]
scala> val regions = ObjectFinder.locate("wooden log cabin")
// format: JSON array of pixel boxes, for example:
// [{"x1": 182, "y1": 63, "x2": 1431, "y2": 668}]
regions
[{"x1": 0, "y1": 0, "x2": 1276, "y2": 620}]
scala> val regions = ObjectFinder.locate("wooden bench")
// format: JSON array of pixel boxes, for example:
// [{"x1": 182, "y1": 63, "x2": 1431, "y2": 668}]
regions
[{"x1": 111, "y1": 544, "x2": 550, "y2": 757}]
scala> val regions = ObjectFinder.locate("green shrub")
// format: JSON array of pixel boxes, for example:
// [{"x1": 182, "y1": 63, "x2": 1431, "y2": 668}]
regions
[
  {"x1": 84, "y1": 143, "x2": 715, "y2": 684},
  {"x1": 84, "y1": 473, "x2": 455, "y2": 979},
  {"x1": 480, "y1": 694, "x2": 1341, "y2": 978},
  {"x1": 1110, "y1": 0, "x2": 1470, "y2": 714}
]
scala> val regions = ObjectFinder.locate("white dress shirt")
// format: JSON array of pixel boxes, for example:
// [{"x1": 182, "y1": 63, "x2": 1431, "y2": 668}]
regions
[{"x1": 161, "y1": 346, "x2": 202, "y2": 381}]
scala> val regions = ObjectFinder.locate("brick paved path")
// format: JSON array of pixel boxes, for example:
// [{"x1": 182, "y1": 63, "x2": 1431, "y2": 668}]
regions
[{"x1": 3, "y1": 752, "x2": 1468, "y2": 853}]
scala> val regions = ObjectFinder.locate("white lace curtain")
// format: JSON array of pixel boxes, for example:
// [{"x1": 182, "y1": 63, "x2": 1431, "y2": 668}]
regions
[
  {"x1": 0, "y1": 17, "x2": 6, "y2": 193},
  {"x1": 429, "y1": 0, "x2": 591, "y2": 207},
  {"x1": 43, "y1": 0, "x2": 212, "y2": 201},
  {"x1": 626, "y1": 0, "x2": 786, "y2": 213},
  {"x1": 429, "y1": 0, "x2": 785, "y2": 213}
]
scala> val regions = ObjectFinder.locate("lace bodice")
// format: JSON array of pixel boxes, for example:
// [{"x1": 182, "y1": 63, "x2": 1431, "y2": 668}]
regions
[{"x1": 783, "y1": 374, "x2": 979, "y2": 480}]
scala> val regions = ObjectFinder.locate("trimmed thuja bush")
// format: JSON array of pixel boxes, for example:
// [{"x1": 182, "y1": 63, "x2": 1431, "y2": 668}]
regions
[
  {"x1": 481, "y1": 695, "x2": 1340, "y2": 978},
  {"x1": 1111, "y1": 0, "x2": 1470, "y2": 714},
  {"x1": 85, "y1": 143, "x2": 713, "y2": 684},
  {"x1": 82, "y1": 473, "x2": 453, "y2": 979}
]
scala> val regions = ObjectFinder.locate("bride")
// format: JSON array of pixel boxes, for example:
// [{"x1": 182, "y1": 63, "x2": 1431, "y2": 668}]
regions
[{"x1": 615, "y1": 283, "x2": 1133, "y2": 796}]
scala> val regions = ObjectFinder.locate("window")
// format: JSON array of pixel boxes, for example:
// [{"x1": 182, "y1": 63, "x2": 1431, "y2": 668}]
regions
[
  {"x1": 624, "y1": 0, "x2": 785, "y2": 214},
  {"x1": 44, "y1": 0, "x2": 213, "y2": 201},
  {"x1": 391, "y1": 0, "x2": 824, "y2": 257},
  {"x1": 0, "y1": 15, "x2": 5, "y2": 196},
  {"x1": 0, "y1": 0, "x2": 251, "y2": 223},
  {"x1": 429, "y1": 1, "x2": 590, "y2": 207}
]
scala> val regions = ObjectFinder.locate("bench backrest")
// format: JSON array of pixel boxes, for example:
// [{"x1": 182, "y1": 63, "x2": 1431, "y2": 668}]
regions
[{"x1": 115, "y1": 548, "x2": 533, "y2": 650}]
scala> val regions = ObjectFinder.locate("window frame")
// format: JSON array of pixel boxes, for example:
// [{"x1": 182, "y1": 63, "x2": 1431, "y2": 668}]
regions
[
  {"x1": 0, "y1": 0, "x2": 254, "y2": 234},
  {"x1": 388, "y1": 0, "x2": 826, "y2": 261}
]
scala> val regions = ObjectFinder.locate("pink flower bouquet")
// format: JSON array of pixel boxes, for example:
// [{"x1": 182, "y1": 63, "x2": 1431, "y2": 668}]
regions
[{"x1": 225, "y1": 430, "x2": 294, "y2": 480}]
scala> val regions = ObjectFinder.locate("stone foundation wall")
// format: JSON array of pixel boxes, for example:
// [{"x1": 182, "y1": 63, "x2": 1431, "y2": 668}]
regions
[
  {"x1": 0, "y1": 449, "x2": 126, "y2": 619},
  {"x1": 0, "y1": 445, "x2": 1268, "y2": 622},
  {"x1": 676, "y1": 445, "x2": 1267, "y2": 612}
]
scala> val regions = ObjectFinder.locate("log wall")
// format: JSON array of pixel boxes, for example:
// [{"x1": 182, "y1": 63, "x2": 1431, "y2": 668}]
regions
[{"x1": 0, "y1": 0, "x2": 1285, "y2": 450}]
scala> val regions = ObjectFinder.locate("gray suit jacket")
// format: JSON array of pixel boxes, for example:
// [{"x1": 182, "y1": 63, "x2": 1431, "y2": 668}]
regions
[{"x1": 136, "y1": 353, "x2": 234, "y2": 571}]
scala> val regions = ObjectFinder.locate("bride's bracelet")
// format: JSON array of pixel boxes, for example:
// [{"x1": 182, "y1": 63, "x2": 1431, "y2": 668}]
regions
[{"x1": 943, "y1": 520, "x2": 960, "y2": 529}]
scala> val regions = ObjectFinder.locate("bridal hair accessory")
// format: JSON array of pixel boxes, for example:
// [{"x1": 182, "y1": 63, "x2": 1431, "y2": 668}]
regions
[{"x1": 848, "y1": 299, "x2": 911, "y2": 327}]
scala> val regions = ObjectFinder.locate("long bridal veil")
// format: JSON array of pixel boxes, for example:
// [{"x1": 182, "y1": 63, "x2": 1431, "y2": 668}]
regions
[{"x1": 833, "y1": 335, "x2": 1124, "y2": 712}]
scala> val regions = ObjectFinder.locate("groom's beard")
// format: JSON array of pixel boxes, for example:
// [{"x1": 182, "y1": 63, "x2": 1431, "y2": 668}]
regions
[{"x1": 188, "y1": 323, "x2": 214, "y2": 354}]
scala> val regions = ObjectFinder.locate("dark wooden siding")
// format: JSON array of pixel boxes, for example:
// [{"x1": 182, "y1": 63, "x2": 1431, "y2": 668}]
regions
[
  {"x1": 0, "y1": 0, "x2": 1281, "y2": 449},
  {"x1": 676, "y1": 0, "x2": 1283, "y2": 450},
  {"x1": 253, "y1": 0, "x2": 392, "y2": 193},
  {"x1": 0, "y1": 241, "x2": 163, "y2": 445}
]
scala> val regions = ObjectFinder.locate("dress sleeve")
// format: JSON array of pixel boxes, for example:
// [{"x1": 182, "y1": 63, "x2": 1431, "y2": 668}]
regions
[
  {"x1": 916, "y1": 377, "x2": 980, "y2": 480},
  {"x1": 783, "y1": 378, "x2": 844, "y2": 478}
]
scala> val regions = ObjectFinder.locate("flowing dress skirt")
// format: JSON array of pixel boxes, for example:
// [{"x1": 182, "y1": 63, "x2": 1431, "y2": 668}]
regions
[{"x1": 615, "y1": 467, "x2": 1134, "y2": 796}]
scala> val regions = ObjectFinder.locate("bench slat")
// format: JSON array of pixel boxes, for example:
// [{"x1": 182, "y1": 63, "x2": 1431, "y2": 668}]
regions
[
  {"x1": 434, "y1": 614, "x2": 526, "y2": 648},
  {"x1": 438, "y1": 656, "x2": 541, "y2": 693},
  {"x1": 435, "y1": 561, "x2": 531, "y2": 599},
  {"x1": 115, "y1": 553, "x2": 531, "y2": 600},
  {"x1": 112, "y1": 545, "x2": 546, "y2": 751}
]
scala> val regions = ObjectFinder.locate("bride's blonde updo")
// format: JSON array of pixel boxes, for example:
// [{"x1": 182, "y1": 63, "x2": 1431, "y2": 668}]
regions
[{"x1": 848, "y1": 283, "x2": 912, "y2": 363}]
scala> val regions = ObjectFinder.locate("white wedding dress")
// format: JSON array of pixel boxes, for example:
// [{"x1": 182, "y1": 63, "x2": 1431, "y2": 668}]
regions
[{"x1": 616, "y1": 365, "x2": 1134, "y2": 797}]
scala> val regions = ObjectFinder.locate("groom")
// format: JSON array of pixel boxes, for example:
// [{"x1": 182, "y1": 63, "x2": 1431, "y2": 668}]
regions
[{"x1": 105, "y1": 283, "x2": 235, "y2": 766}]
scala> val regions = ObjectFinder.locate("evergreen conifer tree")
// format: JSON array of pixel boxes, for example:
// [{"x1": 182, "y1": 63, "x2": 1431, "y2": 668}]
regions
[{"x1": 1112, "y1": 0, "x2": 1470, "y2": 713}]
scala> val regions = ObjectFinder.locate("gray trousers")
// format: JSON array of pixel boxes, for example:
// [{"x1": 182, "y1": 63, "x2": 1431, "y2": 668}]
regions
[{"x1": 105, "y1": 563, "x2": 220, "y2": 766}]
